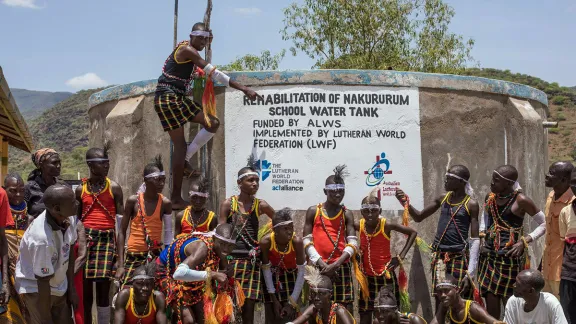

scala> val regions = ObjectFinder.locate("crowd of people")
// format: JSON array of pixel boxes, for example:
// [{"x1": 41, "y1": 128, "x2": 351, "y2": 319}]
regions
[{"x1": 0, "y1": 21, "x2": 572, "y2": 324}]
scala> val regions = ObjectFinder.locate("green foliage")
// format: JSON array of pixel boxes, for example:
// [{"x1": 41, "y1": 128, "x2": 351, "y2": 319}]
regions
[
  {"x1": 8, "y1": 88, "x2": 104, "y2": 180},
  {"x1": 462, "y1": 68, "x2": 576, "y2": 105},
  {"x1": 557, "y1": 113, "x2": 567, "y2": 121},
  {"x1": 220, "y1": 50, "x2": 286, "y2": 72},
  {"x1": 552, "y1": 96, "x2": 569, "y2": 105},
  {"x1": 281, "y1": 0, "x2": 475, "y2": 73},
  {"x1": 549, "y1": 128, "x2": 560, "y2": 134}
]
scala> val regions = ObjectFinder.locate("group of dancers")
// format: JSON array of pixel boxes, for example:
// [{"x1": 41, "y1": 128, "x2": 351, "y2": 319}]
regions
[{"x1": 0, "y1": 20, "x2": 573, "y2": 324}]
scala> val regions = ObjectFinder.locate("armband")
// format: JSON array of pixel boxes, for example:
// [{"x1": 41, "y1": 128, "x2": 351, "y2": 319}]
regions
[
  {"x1": 163, "y1": 214, "x2": 174, "y2": 245},
  {"x1": 527, "y1": 211, "x2": 546, "y2": 241},
  {"x1": 173, "y1": 264, "x2": 207, "y2": 282}
]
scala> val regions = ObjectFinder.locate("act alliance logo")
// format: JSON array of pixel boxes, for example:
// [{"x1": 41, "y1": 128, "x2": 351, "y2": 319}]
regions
[
  {"x1": 257, "y1": 159, "x2": 272, "y2": 181},
  {"x1": 364, "y1": 152, "x2": 392, "y2": 187}
]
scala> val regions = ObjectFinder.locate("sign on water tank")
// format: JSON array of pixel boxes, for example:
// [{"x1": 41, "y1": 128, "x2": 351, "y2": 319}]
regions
[{"x1": 225, "y1": 85, "x2": 424, "y2": 210}]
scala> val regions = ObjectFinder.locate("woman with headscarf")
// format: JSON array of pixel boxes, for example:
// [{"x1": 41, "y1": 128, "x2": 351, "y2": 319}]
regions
[{"x1": 24, "y1": 148, "x2": 64, "y2": 218}]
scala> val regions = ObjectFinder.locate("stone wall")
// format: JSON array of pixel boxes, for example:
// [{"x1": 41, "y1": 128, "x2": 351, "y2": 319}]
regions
[{"x1": 88, "y1": 70, "x2": 550, "y2": 319}]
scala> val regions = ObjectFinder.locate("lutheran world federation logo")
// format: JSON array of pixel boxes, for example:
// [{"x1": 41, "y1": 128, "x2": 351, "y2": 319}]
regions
[
  {"x1": 257, "y1": 159, "x2": 272, "y2": 181},
  {"x1": 364, "y1": 152, "x2": 392, "y2": 186}
]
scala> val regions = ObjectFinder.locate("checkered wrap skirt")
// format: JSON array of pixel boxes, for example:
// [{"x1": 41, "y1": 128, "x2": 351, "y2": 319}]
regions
[
  {"x1": 478, "y1": 251, "x2": 522, "y2": 298},
  {"x1": 359, "y1": 272, "x2": 399, "y2": 312},
  {"x1": 230, "y1": 259, "x2": 263, "y2": 301},
  {"x1": 122, "y1": 249, "x2": 161, "y2": 286},
  {"x1": 263, "y1": 268, "x2": 297, "y2": 303},
  {"x1": 84, "y1": 228, "x2": 116, "y2": 280},
  {"x1": 154, "y1": 91, "x2": 202, "y2": 131},
  {"x1": 330, "y1": 262, "x2": 354, "y2": 304},
  {"x1": 431, "y1": 251, "x2": 469, "y2": 288}
]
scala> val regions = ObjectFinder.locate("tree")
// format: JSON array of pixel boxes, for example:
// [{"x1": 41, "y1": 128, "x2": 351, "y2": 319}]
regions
[
  {"x1": 221, "y1": 50, "x2": 286, "y2": 72},
  {"x1": 281, "y1": 0, "x2": 475, "y2": 74}
]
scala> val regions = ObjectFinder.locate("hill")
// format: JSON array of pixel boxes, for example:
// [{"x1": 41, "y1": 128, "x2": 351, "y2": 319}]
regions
[
  {"x1": 9, "y1": 88, "x2": 104, "y2": 180},
  {"x1": 11, "y1": 88, "x2": 73, "y2": 119}
]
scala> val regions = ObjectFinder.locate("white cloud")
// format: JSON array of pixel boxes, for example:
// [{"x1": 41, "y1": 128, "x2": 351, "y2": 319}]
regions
[
  {"x1": 233, "y1": 7, "x2": 262, "y2": 16},
  {"x1": 65, "y1": 73, "x2": 108, "y2": 90},
  {"x1": 1, "y1": 0, "x2": 42, "y2": 9}
]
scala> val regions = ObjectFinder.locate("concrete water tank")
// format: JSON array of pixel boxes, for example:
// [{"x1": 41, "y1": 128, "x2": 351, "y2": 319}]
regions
[{"x1": 88, "y1": 70, "x2": 549, "y2": 317}]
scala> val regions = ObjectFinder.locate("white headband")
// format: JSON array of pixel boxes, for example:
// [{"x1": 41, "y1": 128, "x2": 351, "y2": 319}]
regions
[
  {"x1": 145, "y1": 171, "x2": 166, "y2": 179},
  {"x1": 213, "y1": 232, "x2": 237, "y2": 244},
  {"x1": 238, "y1": 172, "x2": 259, "y2": 180},
  {"x1": 446, "y1": 173, "x2": 475, "y2": 197},
  {"x1": 273, "y1": 220, "x2": 293, "y2": 228},
  {"x1": 190, "y1": 30, "x2": 210, "y2": 37},
  {"x1": 325, "y1": 184, "x2": 345, "y2": 190},
  {"x1": 493, "y1": 170, "x2": 522, "y2": 190},
  {"x1": 435, "y1": 283, "x2": 459, "y2": 289},
  {"x1": 374, "y1": 305, "x2": 397, "y2": 309},
  {"x1": 132, "y1": 274, "x2": 154, "y2": 281},
  {"x1": 189, "y1": 191, "x2": 209, "y2": 198},
  {"x1": 361, "y1": 204, "x2": 380, "y2": 209},
  {"x1": 310, "y1": 287, "x2": 332, "y2": 292},
  {"x1": 86, "y1": 158, "x2": 109, "y2": 162}
]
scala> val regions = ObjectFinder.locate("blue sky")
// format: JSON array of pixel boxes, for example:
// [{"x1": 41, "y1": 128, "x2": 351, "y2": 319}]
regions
[{"x1": 1, "y1": 0, "x2": 574, "y2": 92}]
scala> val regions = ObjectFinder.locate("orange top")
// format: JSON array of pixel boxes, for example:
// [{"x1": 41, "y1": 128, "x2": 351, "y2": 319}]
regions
[
  {"x1": 127, "y1": 193, "x2": 164, "y2": 252},
  {"x1": 269, "y1": 232, "x2": 297, "y2": 269},
  {"x1": 312, "y1": 203, "x2": 347, "y2": 263},
  {"x1": 81, "y1": 178, "x2": 116, "y2": 230},
  {"x1": 125, "y1": 288, "x2": 157, "y2": 324},
  {"x1": 543, "y1": 189, "x2": 575, "y2": 281},
  {"x1": 179, "y1": 207, "x2": 215, "y2": 235},
  {"x1": 359, "y1": 218, "x2": 391, "y2": 276}
]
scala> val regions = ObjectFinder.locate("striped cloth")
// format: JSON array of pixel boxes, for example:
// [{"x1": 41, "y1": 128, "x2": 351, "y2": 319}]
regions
[
  {"x1": 331, "y1": 262, "x2": 354, "y2": 304},
  {"x1": 263, "y1": 269, "x2": 298, "y2": 303},
  {"x1": 84, "y1": 228, "x2": 116, "y2": 280},
  {"x1": 154, "y1": 91, "x2": 202, "y2": 131},
  {"x1": 478, "y1": 252, "x2": 522, "y2": 298},
  {"x1": 359, "y1": 272, "x2": 399, "y2": 312},
  {"x1": 230, "y1": 259, "x2": 263, "y2": 301},
  {"x1": 122, "y1": 249, "x2": 161, "y2": 286}
]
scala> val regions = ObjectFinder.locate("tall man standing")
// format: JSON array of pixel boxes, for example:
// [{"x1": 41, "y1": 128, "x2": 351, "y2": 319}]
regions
[
  {"x1": 542, "y1": 161, "x2": 574, "y2": 300},
  {"x1": 154, "y1": 22, "x2": 260, "y2": 210},
  {"x1": 76, "y1": 146, "x2": 124, "y2": 324},
  {"x1": 478, "y1": 165, "x2": 546, "y2": 319}
]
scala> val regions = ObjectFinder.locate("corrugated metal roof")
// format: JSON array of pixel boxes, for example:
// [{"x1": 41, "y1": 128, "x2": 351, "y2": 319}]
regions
[{"x1": 0, "y1": 66, "x2": 34, "y2": 152}]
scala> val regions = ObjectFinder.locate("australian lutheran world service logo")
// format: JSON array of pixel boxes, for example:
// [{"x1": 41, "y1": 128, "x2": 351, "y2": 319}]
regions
[
  {"x1": 257, "y1": 159, "x2": 304, "y2": 191},
  {"x1": 364, "y1": 152, "x2": 399, "y2": 199}
]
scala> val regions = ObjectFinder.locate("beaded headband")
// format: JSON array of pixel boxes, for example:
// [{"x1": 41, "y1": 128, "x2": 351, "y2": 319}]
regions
[
  {"x1": 238, "y1": 172, "x2": 259, "y2": 180},
  {"x1": 325, "y1": 184, "x2": 345, "y2": 190},
  {"x1": 310, "y1": 287, "x2": 332, "y2": 292},
  {"x1": 189, "y1": 191, "x2": 209, "y2": 198},
  {"x1": 145, "y1": 171, "x2": 165, "y2": 179},
  {"x1": 132, "y1": 274, "x2": 154, "y2": 280},
  {"x1": 374, "y1": 305, "x2": 397, "y2": 309},
  {"x1": 435, "y1": 283, "x2": 459, "y2": 289},
  {"x1": 190, "y1": 30, "x2": 210, "y2": 37},
  {"x1": 273, "y1": 220, "x2": 293, "y2": 228},
  {"x1": 86, "y1": 158, "x2": 109, "y2": 162},
  {"x1": 361, "y1": 204, "x2": 380, "y2": 209},
  {"x1": 446, "y1": 173, "x2": 475, "y2": 197}
]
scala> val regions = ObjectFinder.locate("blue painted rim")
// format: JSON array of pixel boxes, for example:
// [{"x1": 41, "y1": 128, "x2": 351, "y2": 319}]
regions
[{"x1": 89, "y1": 69, "x2": 548, "y2": 108}]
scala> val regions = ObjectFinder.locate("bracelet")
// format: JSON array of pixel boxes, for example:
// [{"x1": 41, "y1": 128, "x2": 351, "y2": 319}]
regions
[{"x1": 521, "y1": 236, "x2": 529, "y2": 248}]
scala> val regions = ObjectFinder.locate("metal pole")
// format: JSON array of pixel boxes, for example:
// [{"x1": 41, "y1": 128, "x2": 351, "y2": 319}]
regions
[
  {"x1": 201, "y1": 0, "x2": 213, "y2": 179},
  {"x1": 169, "y1": 0, "x2": 178, "y2": 192}
]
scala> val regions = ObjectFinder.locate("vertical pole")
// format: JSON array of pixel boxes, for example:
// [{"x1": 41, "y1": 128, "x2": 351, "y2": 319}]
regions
[
  {"x1": 0, "y1": 137, "x2": 7, "y2": 185},
  {"x1": 201, "y1": 0, "x2": 213, "y2": 179},
  {"x1": 169, "y1": 0, "x2": 178, "y2": 193}
]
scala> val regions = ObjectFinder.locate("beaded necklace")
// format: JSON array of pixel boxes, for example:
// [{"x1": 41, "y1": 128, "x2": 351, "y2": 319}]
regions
[
  {"x1": 187, "y1": 208, "x2": 208, "y2": 232},
  {"x1": 160, "y1": 40, "x2": 196, "y2": 93},
  {"x1": 232, "y1": 196, "x2": 260, "y2": 262},
  {"x1": 9, "y1": 201, "x2": 27, "y2": 232},
  {"x1": 316, "y1": 303, "x2": 339, "y2": 324},
  {"x1": 319, "y1": 204, "x2": 345, "y2": 263},
  {"x1": 361, "y1": 218, "x2": 390, "y2": 277},
  {"x1": 486, "y1": 191, "x2": 522, "y2": 250},
  {"x1": 131, "y1": 291, "x2": 150, "y2": 324},
  {"x1": 272, "y1": 233, "x2": 296, "y2": 291},
  {"x1": 433, "y1": 193, "x2": 469, "y2": 252}
]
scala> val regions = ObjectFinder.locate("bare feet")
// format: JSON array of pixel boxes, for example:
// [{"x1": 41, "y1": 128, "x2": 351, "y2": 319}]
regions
[{"x1": 171, "y1": 196, "x2": 189, "y2": 211}]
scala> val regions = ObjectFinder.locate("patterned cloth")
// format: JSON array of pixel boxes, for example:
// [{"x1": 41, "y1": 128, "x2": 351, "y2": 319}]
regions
[
  {"x1": 359, "y1": 272, "x2": 399, "y2": 312},
  {"x1": 263, "y1": 269, "x2": 297, "y2": 303},
  {"x1": 154, "y1": 92, "x2": 202, "y2": 132},
  {"x1": 331, "y1": 262, "x2": 354, "y2": 304},
  {"x1": 84, "y1": 228, "x2": 116, "y2": 279},
  {"x1": 478, "y1": 252, "x2": 522, "y2": 298},
  {"x1": 230, "y1": 259, "x2": 262, "y2": 301},
  {"x1": 431, "y1": 251, "x2": 469, "y2": 288},
  {"x1": 122, "y1": 249, "x2": 161, "y2": 286}
]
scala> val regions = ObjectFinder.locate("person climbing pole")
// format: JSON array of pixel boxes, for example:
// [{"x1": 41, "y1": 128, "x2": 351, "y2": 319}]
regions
[{"x1": 154, "y1": 22, "x2": 261, "y2": 210}]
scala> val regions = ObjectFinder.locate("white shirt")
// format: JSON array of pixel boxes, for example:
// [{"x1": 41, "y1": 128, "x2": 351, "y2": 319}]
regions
[
  {"x1": 15, "y1": 211, "x2": 77, "y2": 296},
  {"x1": 504, "y1": 292, "x2": 568, "y2": 324}
]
